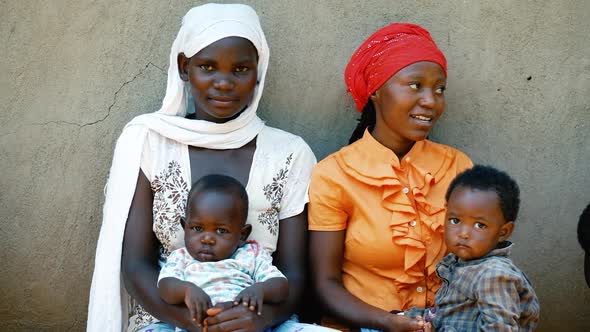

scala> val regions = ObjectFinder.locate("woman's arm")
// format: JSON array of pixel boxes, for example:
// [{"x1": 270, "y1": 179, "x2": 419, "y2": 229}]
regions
[
  {"x1": 121, "y1": 170, "x2": 199, "y2": 331},
  {"x1": 309, "y1": 230, "x2": 424, "y2": 332},
  {"x1": 204, "y1": 211, "x2": 308, "y2": 332}
]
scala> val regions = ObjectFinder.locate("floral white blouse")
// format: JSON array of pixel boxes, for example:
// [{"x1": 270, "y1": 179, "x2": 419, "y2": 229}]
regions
[{"x1": 127, "y1": 125, "x2": 316, "y2": 331}]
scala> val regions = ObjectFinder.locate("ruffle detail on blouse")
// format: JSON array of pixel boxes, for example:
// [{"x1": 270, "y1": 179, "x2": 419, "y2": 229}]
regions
[{"x1": 335, "y1": 131, "x2": 458, "y2": 285}]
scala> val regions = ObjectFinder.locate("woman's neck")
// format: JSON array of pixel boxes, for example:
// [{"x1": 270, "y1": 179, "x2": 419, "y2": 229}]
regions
[{"x1": 370, "y1": 125, "x2": 415, "y2": 160}]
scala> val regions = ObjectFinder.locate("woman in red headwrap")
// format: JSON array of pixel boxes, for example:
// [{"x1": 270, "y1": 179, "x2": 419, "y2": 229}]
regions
[{"x1": 308, "y1": 23, "x2": 473, "y2": 331}]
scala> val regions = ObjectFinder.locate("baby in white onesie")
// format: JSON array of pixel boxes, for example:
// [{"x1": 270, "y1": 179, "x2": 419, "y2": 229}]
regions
[{"x1": 158, "y1": 174, "x2": 288, "y2": 330}]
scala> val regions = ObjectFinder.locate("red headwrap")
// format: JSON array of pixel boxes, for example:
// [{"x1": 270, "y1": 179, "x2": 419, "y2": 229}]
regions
[{"x1": 344, "y1": 23, "x2": 447, "y2": 112}]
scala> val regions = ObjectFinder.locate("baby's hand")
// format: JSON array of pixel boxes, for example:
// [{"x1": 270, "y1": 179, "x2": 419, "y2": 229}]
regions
[
  {"x1": 234, "y1": 283, "x2": 265, "y2": 315},
  {"x1": 184, "y1": 285, "x2": 212, "y2": 326}
]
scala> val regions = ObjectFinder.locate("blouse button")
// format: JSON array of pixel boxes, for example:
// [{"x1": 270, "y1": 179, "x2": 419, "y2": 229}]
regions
[
  {"x1": 405, "y1": 156, "x2": 411, "y2": 162},
  {"x1": 402, "y1": 187, "x2": 410, "y2": 194},
  {"x1": 417, "y1": 286, "x2": 424, "y2": 293},
  {"x1": 410, "y1": 220, "x2": 417, "y2": 227}
]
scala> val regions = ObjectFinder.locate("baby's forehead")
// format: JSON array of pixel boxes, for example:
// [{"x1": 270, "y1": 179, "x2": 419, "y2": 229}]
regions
[
  {"x1": 186, "y1": 188, "x2": 247, "y2": 219},
  {"x1": 447, "y1": 187, "x2": 503, "y2": 211},
  {"x1": 189, "y1": 187, "x2": 244, "y2": 203},
  {"x1": 450, "y1": 185, "x2": 499, "y2": 199}
]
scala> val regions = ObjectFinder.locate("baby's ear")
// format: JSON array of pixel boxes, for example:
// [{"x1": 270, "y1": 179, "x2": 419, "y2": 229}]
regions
[
  {"x1": 240, "y1": 224, "x2": 252, "y2": 243},
  {"x1": 179, "y1": 216, "x2": 186, "y2": 229},
  {"x1": 499, "y1": 221, "x2": 515, "y2": 242}
]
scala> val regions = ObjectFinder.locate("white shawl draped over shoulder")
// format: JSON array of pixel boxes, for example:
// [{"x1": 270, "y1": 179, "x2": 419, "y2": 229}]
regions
[{"x1": 87, "y1": 4, "x2": 269, "y2": 331}]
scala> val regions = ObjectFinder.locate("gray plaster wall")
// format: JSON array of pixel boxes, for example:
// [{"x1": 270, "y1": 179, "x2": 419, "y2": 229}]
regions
[{"x1": 1, "y1": 0, "x2": 588, "y2": 330}]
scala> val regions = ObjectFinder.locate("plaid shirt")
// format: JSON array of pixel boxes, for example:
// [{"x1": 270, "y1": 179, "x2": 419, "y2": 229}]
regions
[{"x1": 414, "y1": 242, "x2": 540, "y2": 331}]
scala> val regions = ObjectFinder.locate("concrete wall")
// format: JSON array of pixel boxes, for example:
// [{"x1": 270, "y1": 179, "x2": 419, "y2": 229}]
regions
[{"x1": 1, "y1": 0, "x2": 588, "y2": 330}]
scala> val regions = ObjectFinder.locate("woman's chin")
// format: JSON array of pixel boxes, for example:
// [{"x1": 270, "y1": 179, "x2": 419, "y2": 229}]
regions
[
  {"x1": 195, "y1": 108, "x2": 244, "y2": 123},
  {"x1": 406, "y1": 133, "x2": 430, "y2": 143}
]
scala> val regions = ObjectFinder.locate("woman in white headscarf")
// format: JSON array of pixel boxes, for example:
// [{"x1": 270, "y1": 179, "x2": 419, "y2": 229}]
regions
[{"x1": 87, "y1": 4, "x2": 333, "y2": 332}]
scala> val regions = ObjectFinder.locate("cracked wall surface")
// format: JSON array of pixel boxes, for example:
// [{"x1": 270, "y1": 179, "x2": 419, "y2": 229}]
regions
[{"x1": 1, "y1": 0, "x2": 589, "y2": 331}]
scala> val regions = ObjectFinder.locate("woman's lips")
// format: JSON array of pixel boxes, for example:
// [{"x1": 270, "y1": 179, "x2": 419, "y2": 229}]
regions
[
  {"x1": 409, "y1": 114, "x2": 434, "y2": 126},
  {"x1": 410, "y1": 114, "x2": 432, "y2": 122},
  {"x1": 208, "y1": 96, "x2": 239, "y2": 108}
]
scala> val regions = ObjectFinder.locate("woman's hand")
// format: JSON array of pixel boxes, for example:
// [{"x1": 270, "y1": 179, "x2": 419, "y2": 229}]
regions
[
  {"x1": 176, "y1": 318, "x2": 205, "y2": 332},
  {"x1": 204, "y1": 304, "x2": 265, "y2": 332}
]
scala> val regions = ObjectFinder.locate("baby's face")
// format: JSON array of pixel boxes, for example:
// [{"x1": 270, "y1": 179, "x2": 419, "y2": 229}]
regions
[
  {"x1": 444, "y1": 187, "x2": 513, "y2": 261},
  {"x1": 183, "y1": 191, "x2": 246, "y2": 262}
]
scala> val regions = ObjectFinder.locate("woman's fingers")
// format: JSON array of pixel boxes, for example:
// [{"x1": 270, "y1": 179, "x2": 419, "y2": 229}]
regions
[
  {"x1": 205, "y1": 318, "x2": 248, "y2": 332},
  {"x1": 207, "y1": 307, "x2": 223, "y2": 316},
  {"x1": 204, "y1": 305, "x2": 258, "y2": 332},
  {"x1": 200, "y1": 299, "x2": 213, "y2": 325}
]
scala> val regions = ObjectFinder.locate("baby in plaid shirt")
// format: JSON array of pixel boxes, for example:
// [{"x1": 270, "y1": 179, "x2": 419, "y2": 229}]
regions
[{"x1": 408, "y1": 165, "x2": 540, "y2": 331}]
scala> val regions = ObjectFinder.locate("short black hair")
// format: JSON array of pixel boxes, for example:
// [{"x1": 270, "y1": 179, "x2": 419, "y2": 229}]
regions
[
  {"x1": 578, "y1": 203, "x2": 590, "y2": 253},
  {"x1": 187, "y1": 174, "x2": 249, "y2": 222},
  {"x1": 446, "y1": 165, "x2": 520, "y2": 222}
]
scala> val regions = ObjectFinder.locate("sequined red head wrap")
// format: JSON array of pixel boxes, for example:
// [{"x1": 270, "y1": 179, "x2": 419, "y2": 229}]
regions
[{"x1": 344, "y1": 23, "x2": 447, "y2": 112}]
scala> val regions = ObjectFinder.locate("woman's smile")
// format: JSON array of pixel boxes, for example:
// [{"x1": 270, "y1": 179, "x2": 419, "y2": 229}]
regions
[
  {"x1": 208, "y1": 95, "x2": 241, "y2": 108},
  {"x1": 410, "y1": 113, "x2": 433, "y2": 123},
  {"x1": 409, "y1": 112, "x2": 436, "y2": 129}
]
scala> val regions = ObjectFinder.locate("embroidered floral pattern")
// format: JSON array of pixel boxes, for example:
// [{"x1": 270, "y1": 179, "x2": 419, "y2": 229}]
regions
[
  {"x1": 258, "y1": 154, "x2": 292, "y2": 236},
  {"x1": 129, "y1": 299, "x2": 155, "y2": 331},
  {"x1": 151, "y1": 160, "x2": 189, "y2": 258},
  {"x1": 129, "y1": 160, "x2": 189, "y2": 331}
]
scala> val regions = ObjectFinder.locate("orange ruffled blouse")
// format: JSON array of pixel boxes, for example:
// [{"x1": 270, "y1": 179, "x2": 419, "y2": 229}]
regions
[{"x1": 308, "y1": 130, "x2": 473, "y2": 312}]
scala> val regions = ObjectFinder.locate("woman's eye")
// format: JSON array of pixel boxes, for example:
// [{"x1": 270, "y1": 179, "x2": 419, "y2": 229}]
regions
[
  {"x1": 235, "y1": 66, "x2": 249, "y2": 73},
  {"x1": 191, "y1": 226, "x2": 203, "y2": 232},
  {"x1": 409, "y1": 83, "x2": 420, "y2": 90},
  {"x1": 448, "y1": 218, "x2": 460, "y2": 225},
  {"x1": 435, "y1": 86, "x2": 446, "y2": 94},
  {"x1": 216, "y1": 228, "x2": 228, "y2": 234},
  {"x1": 475, "y1": 222, "x2": 487, "y2": 229},
  {"x1": 199, "y1": 64, "x2": 214, "y2": 71}
]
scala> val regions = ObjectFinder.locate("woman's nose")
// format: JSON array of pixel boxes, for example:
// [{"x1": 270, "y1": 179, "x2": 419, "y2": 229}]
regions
[
  {"x1": 418, "y1": 89, "x2": 435, "y2": 108},
  {"x1": 213, "y1": 73, "x2": 234, "y2": 90}
]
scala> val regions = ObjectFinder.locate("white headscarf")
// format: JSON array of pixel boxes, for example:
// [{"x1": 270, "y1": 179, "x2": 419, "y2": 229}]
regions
[{"x1": 87, "y1": 4, "x2": 269, "y2": 331}]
